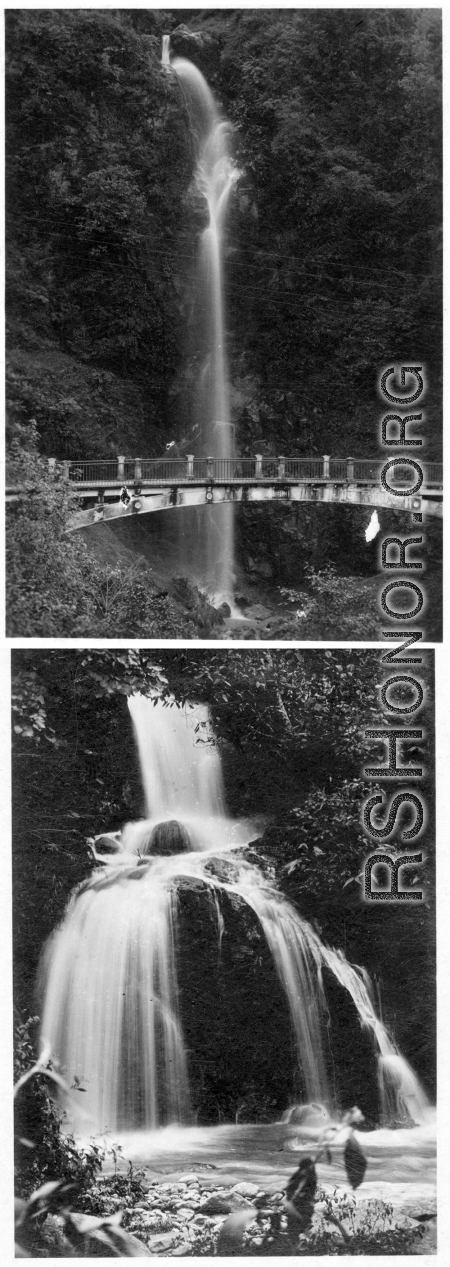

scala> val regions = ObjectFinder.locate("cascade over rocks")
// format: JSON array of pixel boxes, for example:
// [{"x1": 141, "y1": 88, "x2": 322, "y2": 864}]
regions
[{"x1": 39, "y1": 695, "x2": 430, "y2": 1135}]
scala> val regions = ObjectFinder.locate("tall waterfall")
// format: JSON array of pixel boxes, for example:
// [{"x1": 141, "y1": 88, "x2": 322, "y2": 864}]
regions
[
  {"x1": 39, "y1": 696, "x2": 429, "y2": 1136},
  {"x1": 170, "y1": 43, "x2": 239, "y2": 600}
]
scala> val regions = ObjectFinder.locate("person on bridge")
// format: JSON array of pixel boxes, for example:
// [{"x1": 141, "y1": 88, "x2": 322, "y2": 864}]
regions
[{"x1": 120, "y1": 485, "x2": 131, "y2": 505}]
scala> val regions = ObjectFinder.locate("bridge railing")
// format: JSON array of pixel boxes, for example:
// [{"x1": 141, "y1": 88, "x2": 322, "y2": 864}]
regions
[{"x1": 56, "y1": 456, "x2": 442, "y2": 486}]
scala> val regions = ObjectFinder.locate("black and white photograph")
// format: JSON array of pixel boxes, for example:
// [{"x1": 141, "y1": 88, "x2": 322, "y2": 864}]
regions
[
  {"x1": 4, "y1": 4, "x2": 447, "y2": 1264},
  {"x1": 5, "y1": 7, "x2": 442, "y2": 640},
  {"x1": 12, "y1": 647, "x2": 436, "y2": 1257}
]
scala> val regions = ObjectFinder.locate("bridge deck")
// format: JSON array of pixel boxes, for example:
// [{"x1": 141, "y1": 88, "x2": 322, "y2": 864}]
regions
[
  {"x1": 6, "y1": 455, "x2": 443, "y2": 527},
  {"x1": 59, "y1": 455, "x2": 443, "y2": 489}
]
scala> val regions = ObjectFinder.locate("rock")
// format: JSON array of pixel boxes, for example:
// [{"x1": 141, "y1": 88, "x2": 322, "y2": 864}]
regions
[
  {"x1": 245, "y1": 604, "x2": 272, "y2": 620},
  {"x1": 176, "y1": 1173, "x2": 199, "y2": 1183},
  {"x1": 200, "y1": 1196, "x2": 233, "y2": 1215},
  {"x1": 231, "y1": 1182, "x2": 260, "y2": 1198},
  {"x1": 287, "y1": 1102, "x2": 331, "y2": 1126},
  {"x1": 147, "y1": 1229, "x2": 180, "y2": 1249},
  {"x1": 172, "y1": 1244, "x2": 191, "y2": 1256},
  {"x1": 401, "y1": 1199, "x2": 437, "y2": 1219},
  {"x1": 218, "y1": 601, "x2": 231, "y2": 617},
  {"x1": 174, "y1": 1208, "x2": 194, "y2": 1222}
]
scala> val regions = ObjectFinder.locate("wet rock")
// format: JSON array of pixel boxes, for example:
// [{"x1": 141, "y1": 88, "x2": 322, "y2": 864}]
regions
[
  {"x1": 231, "y1": 1181, "x2": 260, "y2": 1198},
  {"x1": 287, "y1": 1103, "x2": 331, "y2": 1126},
  {"x1": 218, "y1": 601, "x2": 231, "y2": 617},
  {"x1": 200, "y1": 1196, "x2": 233, "y2": 1215}
]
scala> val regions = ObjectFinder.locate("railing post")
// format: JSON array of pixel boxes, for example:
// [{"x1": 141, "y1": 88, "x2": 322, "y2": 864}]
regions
[
  {"x1": 117, "y1": 455, "x2": 125, "y2": 480},
  {"x1": 255, "y1": 454, "x2": 263, "y2": 478},
  {"x1": 47, "y1": 458, "x2": 56, "y2": 477},
  {"x1": 278, "y1": 456, "x2": 285, "y2": 479},
  {"x1": 134, "y1": 458, "x2": 142, "y2": 482},
  {"x1": 346, "y1": 456, "x2": 354, "y2": 481},
  {"x1": 323, "y1": 454, "x2": 330, "y2": 479},
  {"x1": 62, "y1": 461, "x2": 70, "y2": 481},
  {"x1": 206, "y1": 456, "x2": 215, "y2": 480},
  {"x1": 186, "y1": 454, "x2": 194, "y2": 479}
]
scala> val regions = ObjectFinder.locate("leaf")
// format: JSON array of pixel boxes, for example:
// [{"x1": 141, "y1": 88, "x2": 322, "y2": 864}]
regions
[
  {"x1": 26, "y1": 1179, "x2": 64, "y2": 1207},
  {"x1": 217, "y1": 1206, "x2": 257, "y2": 1251},
  {"x1": 285, "y1": 1158, "x2": 317, "y2": 1229},
  {"x1": 344, "y1": 1132, "x2": 367, "y2": 1189}
]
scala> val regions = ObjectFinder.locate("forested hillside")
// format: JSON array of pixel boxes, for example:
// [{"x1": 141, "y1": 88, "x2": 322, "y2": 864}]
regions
[
  {"x1": 6, "y1": 9, "x2": 442, "y2": 636},
  {"x1": 7, "y1": 8, "x2": 441, "y2": 458}
]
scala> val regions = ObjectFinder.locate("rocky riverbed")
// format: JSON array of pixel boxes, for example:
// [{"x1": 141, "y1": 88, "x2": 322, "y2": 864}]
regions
[{"x1": 42, "y1": 1121, "x2": 436, "y2": 1256}]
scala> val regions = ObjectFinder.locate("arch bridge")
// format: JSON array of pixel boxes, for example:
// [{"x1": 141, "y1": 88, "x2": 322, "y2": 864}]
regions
[{"x1": 7, "y1": 453, "x2": 443, "y2": 529}]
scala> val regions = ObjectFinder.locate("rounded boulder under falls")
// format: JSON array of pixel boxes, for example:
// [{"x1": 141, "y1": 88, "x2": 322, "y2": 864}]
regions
[{"x1": 143, "y1": 819, "x2": 193, "y2": 856}]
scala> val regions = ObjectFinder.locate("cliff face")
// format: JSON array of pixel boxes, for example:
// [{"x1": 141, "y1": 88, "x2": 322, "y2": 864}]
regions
[{"x1": 6, "y1": 8, "x2": 442, "y2": 464}]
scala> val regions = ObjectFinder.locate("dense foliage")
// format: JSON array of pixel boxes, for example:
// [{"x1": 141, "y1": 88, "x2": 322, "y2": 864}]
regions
[{"x1": 6, "y1": 8, "x2": 441, "y2": 457}]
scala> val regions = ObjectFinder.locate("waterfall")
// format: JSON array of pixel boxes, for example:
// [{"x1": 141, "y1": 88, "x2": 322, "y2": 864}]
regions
[
  {"x1": 170, "y1": 44, "x2": 239, "y2": 601},
  {"x1": 161, "y1": 35, "x2": 171, "y2": 68},
  {"x1": 39, "y1": 696, "x2": 429, "y2": 1136}
]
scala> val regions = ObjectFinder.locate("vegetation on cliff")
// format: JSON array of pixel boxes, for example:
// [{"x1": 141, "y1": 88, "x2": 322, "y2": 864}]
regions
[{"x1": 6, "y1": 8, "x2": 441, "y2": 458}]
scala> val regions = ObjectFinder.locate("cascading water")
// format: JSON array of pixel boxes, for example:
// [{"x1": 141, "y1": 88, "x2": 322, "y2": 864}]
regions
[
  {"x1": 167, "y1": 39, "x2": 239, "y2": 601},
  {"x1": 39, "y1": 695, "x2": 429, "y2": 1138}
]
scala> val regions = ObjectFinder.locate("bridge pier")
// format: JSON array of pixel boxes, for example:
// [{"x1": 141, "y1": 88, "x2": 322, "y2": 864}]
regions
[
  {"x1": 347, "y1": 456, "x2": 355, "y2": 480},
  {"x1": 323, "y1": 454, "x2": 330, "y2": 479},
  {"x1": 186, "y1": 454, "x2": 194, "y2": 479}
]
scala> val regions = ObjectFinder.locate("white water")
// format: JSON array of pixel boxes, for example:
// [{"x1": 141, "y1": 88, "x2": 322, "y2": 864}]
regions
[
  {"x1": 161, "y1": 35, "x2": 171, "y2": 69},
  {"x1": 171, "y1": 49, "x2": 239, "y2": 601},
  {"x1": 40, "y1": 696, "x2": 430, "y2": 1137}
]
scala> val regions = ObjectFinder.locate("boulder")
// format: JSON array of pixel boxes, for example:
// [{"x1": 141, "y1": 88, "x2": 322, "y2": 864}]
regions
[
  {"x1": 199, "y1": 1196, "x2": 233, "y2": 1216},
  {"x1": 231, "y1": 1182, "x2": 260, "y2": 1198},
  {"x1": 245, "y1": 604, "x2": 272, "y2": 620}
]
